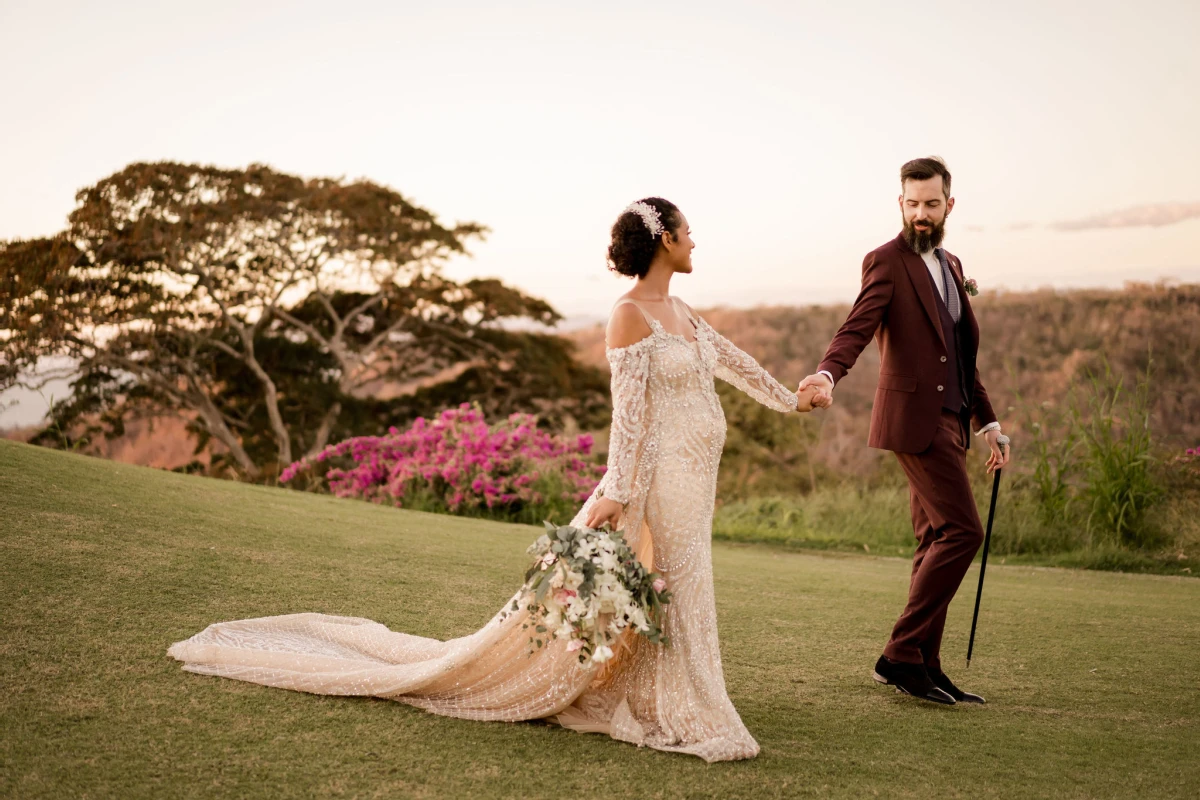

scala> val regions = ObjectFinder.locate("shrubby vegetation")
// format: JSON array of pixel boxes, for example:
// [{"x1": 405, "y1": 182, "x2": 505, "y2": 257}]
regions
[
  {"x1": 5, "y1": 162, "x2": 1194, "y2": 574},
  {"x1": 714, "y1": 363, "x2": 1197, "y2": 574},
  {"x1": 282, "y1": 404, "x2": 605, "y2": 526},
  {"x1": 565, "y1": 288, "x2": 1200, "y2": 574}
]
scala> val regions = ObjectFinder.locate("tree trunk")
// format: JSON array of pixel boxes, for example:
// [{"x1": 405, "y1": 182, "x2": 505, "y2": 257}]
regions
[
  {"x1": 193, "y1": 398, "x2": 260, "y2": 479},
  {"x1": 306, "y1": 401, "x2": 342, "y2": 457},
  {"x1": 244, "y1": 358, "x2": 293, "y2": 467}
]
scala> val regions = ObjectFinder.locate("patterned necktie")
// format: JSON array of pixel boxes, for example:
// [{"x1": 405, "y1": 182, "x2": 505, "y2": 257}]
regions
[{"x1": 935, "y1": 249, "x2": 961, "y2": 323}]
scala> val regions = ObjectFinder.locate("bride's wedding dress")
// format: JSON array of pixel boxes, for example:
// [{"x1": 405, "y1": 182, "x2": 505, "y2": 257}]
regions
[{"x1": 168, "y1": 299, "x2": 798, "y2": 762}]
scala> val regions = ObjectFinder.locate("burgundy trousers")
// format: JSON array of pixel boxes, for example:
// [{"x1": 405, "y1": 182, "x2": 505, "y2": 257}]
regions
[{"x1": 882, "y1": 410, "x2": 984, "y2": 671}]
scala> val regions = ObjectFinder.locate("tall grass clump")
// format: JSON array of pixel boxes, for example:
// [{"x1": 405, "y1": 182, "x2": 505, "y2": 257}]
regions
[
  {"x1": 1002, "y1": 360, "x2": 1166, "y2": 554},
  {"x1": 1023, "y1": 393, "x2": 1082, "y2": 527},
  {"x1": 1076, "y1": 362, "x2": 1163, "y2": 548}
]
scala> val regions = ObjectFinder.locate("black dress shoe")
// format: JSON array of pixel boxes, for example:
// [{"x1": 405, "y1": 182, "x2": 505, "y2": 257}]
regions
[
  {"x1": 928, "y1": 668, "x2": 986, "y2": 704},
  {"x1": 872, "y1": 656, "x2": 956, "y2": 705}
]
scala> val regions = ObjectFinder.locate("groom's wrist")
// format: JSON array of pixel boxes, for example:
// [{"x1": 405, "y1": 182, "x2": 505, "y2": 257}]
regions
[
  {"x1": 975, "y1": 421, "x2": 1001, "y2": 436},
  {"x1": 817, "y1": 370, "x2": 835, "y2": 388}
]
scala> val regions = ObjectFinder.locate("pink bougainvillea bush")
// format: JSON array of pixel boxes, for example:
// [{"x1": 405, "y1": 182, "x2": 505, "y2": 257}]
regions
[{"x1": 281, "y1": 404, "x2": 606, "y2": 525}]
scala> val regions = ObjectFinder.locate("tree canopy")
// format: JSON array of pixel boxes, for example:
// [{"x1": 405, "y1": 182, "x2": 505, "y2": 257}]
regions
[{"x1": 0, "y1": 161, "x2": 599, "y2": 478}]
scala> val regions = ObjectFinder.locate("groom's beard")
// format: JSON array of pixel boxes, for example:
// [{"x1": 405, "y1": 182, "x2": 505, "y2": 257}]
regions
[{"x1": 902, "y1": 217, "x2": 947, "y2": 253}]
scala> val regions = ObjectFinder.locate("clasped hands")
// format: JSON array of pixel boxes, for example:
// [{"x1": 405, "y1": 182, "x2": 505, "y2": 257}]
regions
[{"x1": 797, "y1": 373, "x2": 834, "y2": 411}]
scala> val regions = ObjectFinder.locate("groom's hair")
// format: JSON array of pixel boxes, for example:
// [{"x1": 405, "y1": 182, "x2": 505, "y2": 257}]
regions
[{"x1": 900, "y1": 157, "x2": 952, "y2": 199}]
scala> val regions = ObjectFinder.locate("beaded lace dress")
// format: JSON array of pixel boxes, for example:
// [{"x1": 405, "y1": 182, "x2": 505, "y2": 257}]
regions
[{"x1": 167, "y1": 300, "x2": 798, "y2": 763}]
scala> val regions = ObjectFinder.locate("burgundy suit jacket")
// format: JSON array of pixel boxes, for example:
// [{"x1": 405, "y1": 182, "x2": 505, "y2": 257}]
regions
[{"x1": 817, "y1": 233, "x2": 997, "y2": 454}]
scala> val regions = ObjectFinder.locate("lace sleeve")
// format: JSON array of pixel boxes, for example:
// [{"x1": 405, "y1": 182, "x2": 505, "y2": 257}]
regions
[
  {"x1": 601, "y1": 340, "x2": 652, "y2": 504},
  {"x1": 698, "y1": 318, "x2": 797, "y2": 412}
]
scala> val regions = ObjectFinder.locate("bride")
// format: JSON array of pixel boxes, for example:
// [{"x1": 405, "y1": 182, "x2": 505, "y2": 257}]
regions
[{"x1": 168, "y1": 197, "x2": 829, "y2": 763}]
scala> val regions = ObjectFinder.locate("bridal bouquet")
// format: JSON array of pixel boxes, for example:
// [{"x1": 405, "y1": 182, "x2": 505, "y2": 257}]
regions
[{"x1": 503, "y1": 522, "x2": 671, "y2": 667}]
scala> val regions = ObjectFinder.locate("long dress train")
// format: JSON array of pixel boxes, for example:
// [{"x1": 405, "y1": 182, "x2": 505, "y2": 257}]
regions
[{"x1": 168, "y1": 300, "x2": 798, "y2": 762}]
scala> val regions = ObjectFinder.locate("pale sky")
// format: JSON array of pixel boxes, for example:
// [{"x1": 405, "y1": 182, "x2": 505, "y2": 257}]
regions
[{"x1": 2, "y1": 0, "x2": 1198, "y2": 325}]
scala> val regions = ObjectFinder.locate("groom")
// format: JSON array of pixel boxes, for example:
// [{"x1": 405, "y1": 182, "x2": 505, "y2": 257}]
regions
[{"x1": 800, "y1": 156, "x2": 1010, "y2": 705}]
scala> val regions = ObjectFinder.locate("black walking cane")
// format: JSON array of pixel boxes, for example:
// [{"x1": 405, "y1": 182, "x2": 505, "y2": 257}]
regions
[{"x1": 966, "y1": 467, "x2": 1002, "y2": 667}]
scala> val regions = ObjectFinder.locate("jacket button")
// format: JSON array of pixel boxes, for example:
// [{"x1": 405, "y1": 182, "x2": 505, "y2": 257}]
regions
[
  {"x1": 940, "y1": 356, "x2": 948, "y2": 363},
  {"x1": 937, "y1": 385, "x2": 945, "y2": 392}
]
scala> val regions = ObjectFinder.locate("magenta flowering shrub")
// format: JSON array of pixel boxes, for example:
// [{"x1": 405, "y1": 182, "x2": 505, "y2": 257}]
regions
[{"x1": 281, "y1": 404, "x2": 606, "y2": 524}]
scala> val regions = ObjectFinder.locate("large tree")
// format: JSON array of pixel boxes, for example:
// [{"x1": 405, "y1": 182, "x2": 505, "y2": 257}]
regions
[{"x1": 0, "y1": 162, "x2": 569, "y2": 477}]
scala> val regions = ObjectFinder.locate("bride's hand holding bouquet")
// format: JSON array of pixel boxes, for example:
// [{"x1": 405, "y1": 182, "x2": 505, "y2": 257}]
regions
[{"x1": 502, "y1": 522, "x2": 671, "y2": 667}]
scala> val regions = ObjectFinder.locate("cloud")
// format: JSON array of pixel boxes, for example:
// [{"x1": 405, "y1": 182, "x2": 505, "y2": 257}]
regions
[{"x1": 1050, "y1": 202, "x2": 1200, "y2": 232}]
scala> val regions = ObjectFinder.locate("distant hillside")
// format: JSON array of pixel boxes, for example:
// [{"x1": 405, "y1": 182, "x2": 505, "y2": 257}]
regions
[
  {"x1": 569, "y1": 283, "x2": 1200, "y2": 476},
  {"x1": 15, "y1": 284, "x2": 1198, "y2": 479}
]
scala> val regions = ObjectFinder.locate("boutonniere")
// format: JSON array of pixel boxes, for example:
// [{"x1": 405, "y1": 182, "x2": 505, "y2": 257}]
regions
[{"x1": 964, "y1": 277, "x2": 979, "y2": 297}]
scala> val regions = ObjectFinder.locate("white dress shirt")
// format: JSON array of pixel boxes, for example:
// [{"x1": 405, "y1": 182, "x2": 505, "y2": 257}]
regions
[{"x1": 921, "y1": 248, "x2": 947, "y2": 302}]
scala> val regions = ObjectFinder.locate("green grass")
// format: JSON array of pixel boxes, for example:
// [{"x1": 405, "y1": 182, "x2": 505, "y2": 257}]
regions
[
  {"x1": 2, "y1": 438, "x2": 1198, "y2": 799},
  {"x1": 713, "y1": 484, "x2": 1199, "y2": 576}
]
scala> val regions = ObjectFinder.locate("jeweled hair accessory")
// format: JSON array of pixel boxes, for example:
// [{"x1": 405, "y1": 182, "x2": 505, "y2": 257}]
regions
[{"x1": 622, "y1": 201, "x2": 664, "y2": 238}]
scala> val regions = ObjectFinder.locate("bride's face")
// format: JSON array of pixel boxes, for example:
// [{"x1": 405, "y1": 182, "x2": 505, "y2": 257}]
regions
[{"x1": 665, "y1": 214, "x2": 695, "y2": 273}]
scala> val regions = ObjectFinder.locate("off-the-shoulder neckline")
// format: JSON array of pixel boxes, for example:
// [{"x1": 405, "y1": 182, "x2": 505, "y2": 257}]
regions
[{"x1": 605, "y1": 320, "x2": 708, "y2": 354}]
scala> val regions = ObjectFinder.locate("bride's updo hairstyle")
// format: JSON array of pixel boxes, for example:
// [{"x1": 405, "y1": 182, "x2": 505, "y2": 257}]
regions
[{"x1": 607, "y1": 197, "x2": 683, "y2": 279}]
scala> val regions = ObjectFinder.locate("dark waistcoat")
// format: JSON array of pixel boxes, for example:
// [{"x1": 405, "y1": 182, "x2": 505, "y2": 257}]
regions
[{"x1": 927, "y1": 268, "x2": 967, "y2": 414}]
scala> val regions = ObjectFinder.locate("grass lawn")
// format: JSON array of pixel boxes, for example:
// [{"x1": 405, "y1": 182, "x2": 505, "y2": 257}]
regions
[{"x1": 2, "y1": 438, "x2": 1197, "y2": 799}]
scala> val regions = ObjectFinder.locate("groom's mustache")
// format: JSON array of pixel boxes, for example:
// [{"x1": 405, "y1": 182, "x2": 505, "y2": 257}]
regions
[{"x1": 902, "y1": 216, "x2": 946, "y2": 251}]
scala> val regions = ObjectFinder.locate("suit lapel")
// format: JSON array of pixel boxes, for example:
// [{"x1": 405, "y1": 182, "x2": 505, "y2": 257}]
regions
[{"x1": 897, "y1": 238, "x2": 946, "y2": 350}]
